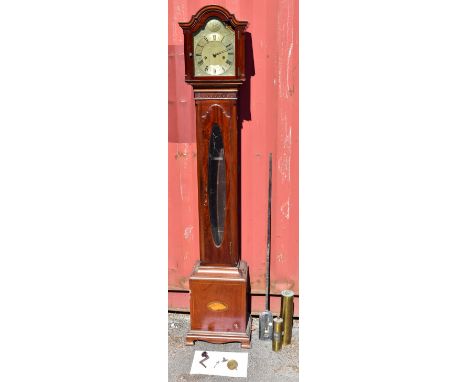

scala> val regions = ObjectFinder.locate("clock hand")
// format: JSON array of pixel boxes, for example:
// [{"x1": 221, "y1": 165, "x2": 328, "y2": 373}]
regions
[
  {"x1": 213, "y1": 49, "x2": 227, "y2": 57},
  {"x1": 213, "y1": 47, "x2": 232, "y2": 57}
]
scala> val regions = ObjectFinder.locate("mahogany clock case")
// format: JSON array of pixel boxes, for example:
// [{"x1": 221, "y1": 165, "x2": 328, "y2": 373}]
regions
[{"x1": 179, "y1": 5, "x2": 254, "y2": 348}]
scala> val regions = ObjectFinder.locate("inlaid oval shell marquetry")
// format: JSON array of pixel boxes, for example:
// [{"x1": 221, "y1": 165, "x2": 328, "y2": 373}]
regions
[
  {"x1": 207, "y1": 301, "x2": 228, "y2": 312},
  {"x1": 208, "y1": 123, "x2": 227, "y2": 247}
]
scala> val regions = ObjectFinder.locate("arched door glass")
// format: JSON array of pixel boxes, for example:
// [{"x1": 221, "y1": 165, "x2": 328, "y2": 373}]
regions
[{"x1": 208, "y1": 123, "x2": 226, "y2": 246}]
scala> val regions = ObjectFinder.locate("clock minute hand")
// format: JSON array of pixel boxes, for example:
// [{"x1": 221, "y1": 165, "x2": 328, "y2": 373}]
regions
[{"x1": 213, "y1": 47, "x2": 232, "y2": 57}]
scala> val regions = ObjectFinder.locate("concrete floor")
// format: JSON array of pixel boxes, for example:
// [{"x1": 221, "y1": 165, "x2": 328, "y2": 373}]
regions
[{"x1": 168, "y1": 313, "x2": 299, "y2": 381}]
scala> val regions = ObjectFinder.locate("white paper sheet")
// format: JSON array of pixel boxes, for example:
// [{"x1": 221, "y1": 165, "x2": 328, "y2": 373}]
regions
[{"x1": 190, "y1": 350, "x2": 249, "y2": 378}]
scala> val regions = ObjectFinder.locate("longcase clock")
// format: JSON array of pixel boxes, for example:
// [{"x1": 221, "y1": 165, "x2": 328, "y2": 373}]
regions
[{"x1": 179, "y1": 5, "x2": 251, "y2": 348}]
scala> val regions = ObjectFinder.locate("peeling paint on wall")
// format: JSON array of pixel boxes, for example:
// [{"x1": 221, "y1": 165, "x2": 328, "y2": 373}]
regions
[
  {"x1": 276, "y1": 252, "x2": 285, "y2": 264},
  {"x1": 184, "y1": 225, "x2": 193, "y2": 240},
  {"x1": 281, "y1": 198, "x2": 290, "y2": 220},
  {"x1": 278, "y1": 152, "x2": 291, "y2": 184}
]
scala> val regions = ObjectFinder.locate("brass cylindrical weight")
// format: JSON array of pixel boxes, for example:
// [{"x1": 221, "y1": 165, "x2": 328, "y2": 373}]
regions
[
  {"x1": 280, "y1": 290, "x2": 294, "y2": 345},
  {"x1": 272, "y1": 317, "x2": 283, "y2": 352}
]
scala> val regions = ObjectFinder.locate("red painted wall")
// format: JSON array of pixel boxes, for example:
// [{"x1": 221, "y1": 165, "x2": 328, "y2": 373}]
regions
[{"x1": 168, "y1": 0, "x2": 299, "y2": 316}]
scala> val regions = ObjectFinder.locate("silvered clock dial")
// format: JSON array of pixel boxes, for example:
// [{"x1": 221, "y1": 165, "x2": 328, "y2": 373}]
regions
[{"x1": 193, "y1": 18, "x2": 236, "y2": 76}]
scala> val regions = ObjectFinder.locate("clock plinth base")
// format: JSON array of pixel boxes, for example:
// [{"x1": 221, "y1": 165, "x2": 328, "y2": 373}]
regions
[
  {"x1": 186, "y1": 316, "x2": 252, "y2": 349},
  {"x1": 186, "y1": 260, "x2": 251, "y2": 349}
]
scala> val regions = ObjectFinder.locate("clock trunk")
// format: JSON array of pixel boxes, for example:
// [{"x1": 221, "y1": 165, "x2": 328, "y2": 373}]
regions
[{"x1": 195, "y1": 92, "x2": 239, "y2": 266}]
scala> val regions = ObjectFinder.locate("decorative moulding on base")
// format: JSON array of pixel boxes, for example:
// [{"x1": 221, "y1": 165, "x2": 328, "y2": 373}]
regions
[{"x1": 186, "y1": 316, "x2": 252, "y2": 349}]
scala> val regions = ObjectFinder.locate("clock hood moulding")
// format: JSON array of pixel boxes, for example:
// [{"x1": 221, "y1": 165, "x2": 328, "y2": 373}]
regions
[{"x1": 178, "y1": 5, "x2": 247, "y2": 33}]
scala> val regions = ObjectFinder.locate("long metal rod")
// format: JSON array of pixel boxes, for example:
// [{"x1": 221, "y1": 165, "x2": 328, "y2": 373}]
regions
[{"x1": 265, "y1": 153, "x2": 272, "y2": 310}]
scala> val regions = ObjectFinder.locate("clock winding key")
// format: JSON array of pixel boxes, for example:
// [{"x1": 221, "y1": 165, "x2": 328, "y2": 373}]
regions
[{"x1": 199, "y1": 351, "x2": 209, "y2": 368}]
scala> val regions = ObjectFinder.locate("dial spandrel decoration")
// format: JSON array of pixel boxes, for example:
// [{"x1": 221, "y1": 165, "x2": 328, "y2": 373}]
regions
[{"x1": 193, "y1": 17, "x2": 236, "y2": 77}]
